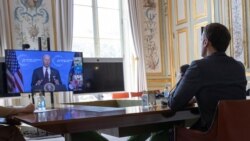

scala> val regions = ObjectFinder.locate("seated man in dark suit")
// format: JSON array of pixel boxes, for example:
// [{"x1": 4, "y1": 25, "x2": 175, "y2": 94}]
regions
[
  {"x1": 0, "y1": 103, "x2": 35, "y2": 141},
  {"x1": 168, "y1": 23, "x2": 247, "y2": 131},
  {"x1": 31, "y1": 54, "x2": 63, "y2": 91}
]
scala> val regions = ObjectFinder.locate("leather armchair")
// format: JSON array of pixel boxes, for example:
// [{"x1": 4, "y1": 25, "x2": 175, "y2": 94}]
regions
[{"x1": 175, "y1": 99, "x2": 250, "y2": 141}]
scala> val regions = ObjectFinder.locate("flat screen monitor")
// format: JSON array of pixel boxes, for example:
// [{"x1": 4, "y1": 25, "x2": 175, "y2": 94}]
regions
[
  {"x1": 0, "y1": 58, "x2": 20, "y2": 97},
  {"x1": 74, "y1": 58, "x2": 125, "y2": 94},
  {"x1": 5, "y1": 50, "x2": 84, "y2": 93}
]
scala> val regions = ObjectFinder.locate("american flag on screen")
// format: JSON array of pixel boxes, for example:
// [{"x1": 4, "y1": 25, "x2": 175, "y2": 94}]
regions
[{"x1": 6, "y1": 50, "x2": 24, "y2": 93}]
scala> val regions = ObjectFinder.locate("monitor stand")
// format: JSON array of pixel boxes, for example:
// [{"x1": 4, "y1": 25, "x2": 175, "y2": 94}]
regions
[{"x1": 50, "y1": 92, "x2": 54, "y2": 108}]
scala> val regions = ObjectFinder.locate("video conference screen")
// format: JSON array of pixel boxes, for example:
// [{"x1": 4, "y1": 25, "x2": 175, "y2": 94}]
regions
[
  {"x1": 5, "y1": 50, "x2": 84, "y2": 93},
  {"x1": 74, "y1": 59, "x2": 125, "y2": 94}
]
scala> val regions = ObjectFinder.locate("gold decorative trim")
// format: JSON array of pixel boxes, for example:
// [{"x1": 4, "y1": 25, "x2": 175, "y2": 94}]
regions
[
  {"x1": 193, "y1": 0, "x2": 208, "y2": 20},
  {"x1": 193, "y1": 22, "x2": 208, "y2": 59},
  {"x1": 147, "y1": 78, "x2": 171, "y2": 83},
  {"x1": 242, "y1": 0, "x2": 248, "y2": 68},
  {"x1": 177, "y1": 28, "x2": 189, "y2": 67},
  {"x1": 168, "y1": 0, "x2": 175, "y2": 87},
  {"x1": 219, "y1": 0, "x2": 223, "y2": 24},
  {"x1": 147, "y1": 78, "x2": 171, "y2": 90},
  {"x1": 147, "y1": 77, "x2": 171, "y2": 90},
  {"x1": 211, "y1": 0, "x2": 215, "y2": 22},
  {"x1": 175, "y1": 0, "x2": 187, "y2": 25},
  {"x1": 248, "y1": 0, "x2": 250, "y2": 69}
]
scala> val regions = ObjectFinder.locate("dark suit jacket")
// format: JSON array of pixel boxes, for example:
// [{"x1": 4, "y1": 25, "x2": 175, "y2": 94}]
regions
[
  {"x1": 168, "y1": 52, "x2": 247, "y2": 131},
  {"x1": 31, "y1": 67, "x2": 62, "y2": 87}
]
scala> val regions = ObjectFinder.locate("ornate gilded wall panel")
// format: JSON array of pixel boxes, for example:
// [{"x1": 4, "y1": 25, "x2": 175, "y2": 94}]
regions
[
  {"x1": 229, "y1": 0, "x2": 248, "y2": 66},
  {"x1": 143, "y1": 0, "x2": 169, "y2": 90},
  {"x1": 143, "y1": 0, "x2": 165, "y2": 75},
  {"x1": 8, "y1": 0, "x2": 56, "y2": 50}
]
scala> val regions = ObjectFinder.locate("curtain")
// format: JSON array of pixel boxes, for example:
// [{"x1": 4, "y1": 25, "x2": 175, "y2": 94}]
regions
[
  {"x1": 54, "y1": 0, "x2": 74, "y2": 51},
  {"x1": 54, "y1": 0, "x2": 74, "y2": 103},
  {"x1": 122, "y1": 0, "x2": 136, "y2": 92},
  {"x1": 0, "y1": 0, "x2": 13, "y2": 105},
  {"x1": 0, "y1": 0, "x2": 12, "y2": 55},
  {"x1": 127, "y1": 0, "x2": 147, "y2": 91}
]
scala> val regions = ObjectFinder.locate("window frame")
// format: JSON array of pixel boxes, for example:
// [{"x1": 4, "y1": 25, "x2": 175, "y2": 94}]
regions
[{"x1": 73, "y1": 0, "x2": 125, "y2": 58}]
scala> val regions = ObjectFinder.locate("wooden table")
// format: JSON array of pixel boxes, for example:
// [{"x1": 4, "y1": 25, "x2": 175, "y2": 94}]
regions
[{"x1": 14, "y1": 104, "x2": 199, "y2": 140}]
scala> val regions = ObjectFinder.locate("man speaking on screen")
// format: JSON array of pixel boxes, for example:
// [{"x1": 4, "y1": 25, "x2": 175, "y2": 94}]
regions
[{"x1": 31, "y1": 54, "x2": 62, "y2": 91}]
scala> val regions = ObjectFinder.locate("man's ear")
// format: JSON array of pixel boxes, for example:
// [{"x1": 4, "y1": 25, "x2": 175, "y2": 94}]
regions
[
  {"x1": 203, "y1": 38, "x2": 208, "y2": 47},
  {"x1": 201, "y1": 39, "x2": 209, "y2": 57}
]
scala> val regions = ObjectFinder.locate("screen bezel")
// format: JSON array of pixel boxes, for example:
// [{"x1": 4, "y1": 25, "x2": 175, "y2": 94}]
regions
[{"x1": 73, "y1": 58, "x2": 125, "y2": 95}]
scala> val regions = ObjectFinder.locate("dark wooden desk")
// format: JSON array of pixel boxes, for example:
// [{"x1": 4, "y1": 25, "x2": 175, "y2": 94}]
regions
[{"x1": 14, "y1": 104, "x2": 199, "y2": 140}]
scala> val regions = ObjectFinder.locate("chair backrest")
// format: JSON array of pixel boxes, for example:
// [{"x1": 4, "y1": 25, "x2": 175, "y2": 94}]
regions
[
  {"x1": 130, "y1": 92, "x2": 143, "y2": 97},
  {"x1": 216, "y1": 99, "x2": 250, "y2": 141},
  {"x1": 112, "y1": 92, "x2": 129, "y2": 99},
  {"x1": 175, "y1": 99, "x2": 250, "y2": 141}
]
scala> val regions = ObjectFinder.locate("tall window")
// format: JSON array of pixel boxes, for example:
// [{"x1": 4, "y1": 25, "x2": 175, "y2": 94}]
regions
[{"x1": 73, "y1": 0, "x2": 123, "y2": 58}]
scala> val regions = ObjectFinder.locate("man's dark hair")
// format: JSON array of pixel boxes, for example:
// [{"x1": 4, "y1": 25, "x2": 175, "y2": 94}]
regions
[{"x1": 204, "y1": 23, "x2": 231, "y2": 52}]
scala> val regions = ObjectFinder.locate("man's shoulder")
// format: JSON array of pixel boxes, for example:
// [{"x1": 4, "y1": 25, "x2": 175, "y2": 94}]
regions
[
  {"x1": 50, "y1": 67, "x2": 59, "y2": 72},
  {"x1": 192, "y1": 56, "x2": 212, "y2": 64},
  {"x1": 191, "y1": 54, "x2": 245, "y2": 71},
  {"x1": 190, "y1": 59, "x2": 203, "y2": 66},
  {"x1": 33, "y1": 67, "x2": 43, "y2": 72},
  {"x1": 189, "y1": 58, "x2": 211, "y2": 70},
  {"x1": 191, "y1": 54, "x2": 232, "y2": 64}
]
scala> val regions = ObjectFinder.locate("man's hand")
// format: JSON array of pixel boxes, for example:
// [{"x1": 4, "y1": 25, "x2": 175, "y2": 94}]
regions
[
  {"x1": 36, "y1": 80, "x2": 43, "y2": 85},
  {"x1": 54, "y1": 79, "x2": 60, "y2": 85},
  {"x1": 22, "y1": 103, "x2": 35, "y2": 113},
  {"x1": 188, "y1": 97, "x2": 197, "y2": 105}
]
